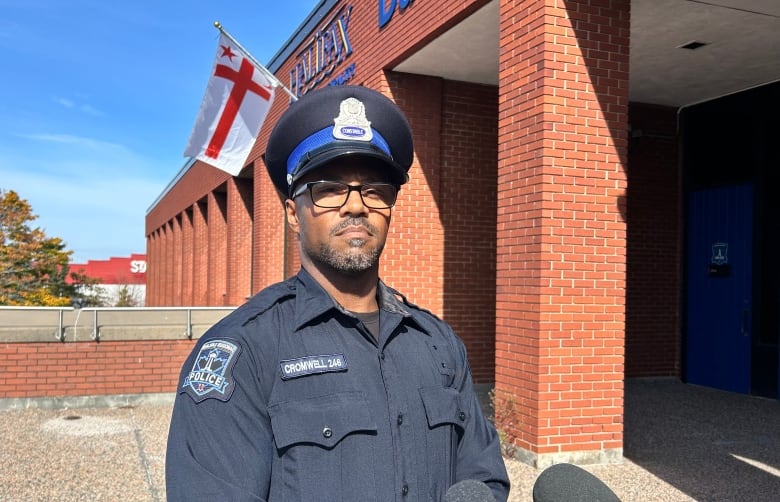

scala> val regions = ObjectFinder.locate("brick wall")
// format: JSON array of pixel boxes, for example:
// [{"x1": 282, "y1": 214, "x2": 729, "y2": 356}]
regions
[
  {"x1": 379, "y1": 72, "x2": 445, "y2": 316},
  {"x1": 226, "y1": 178, "x2": 253, "y2": 304},
  {"x1": 440, "y1": 80, "x2": 499, "y2": 384},
  {"x1": 625, "y1": 103, "x2": 681, "y2": 377},
  {"x1": 207, "y1": 190, "x2": 228, "y2": 306},
  {"x1": 0, "y1": 340, "x2": 195, "y2": 399},
  {"x1": 193, "y1": 201, "x2": 209, "y2": 305}
]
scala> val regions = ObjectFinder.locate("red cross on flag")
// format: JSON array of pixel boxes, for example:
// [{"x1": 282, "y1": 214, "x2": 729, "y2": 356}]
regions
[{"x1": 184, "y1": 33, "x2": 275, "y2": 176}]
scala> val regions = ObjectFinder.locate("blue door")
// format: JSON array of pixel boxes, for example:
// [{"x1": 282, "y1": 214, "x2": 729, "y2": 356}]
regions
[{"x1": 686, "y1": 184, "x2": 752, "y2": 394}]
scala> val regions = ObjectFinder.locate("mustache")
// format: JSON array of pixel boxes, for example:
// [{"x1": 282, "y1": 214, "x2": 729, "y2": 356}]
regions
[{"x1": 330, "y1": 217, "x2": 378, "y2": 236}]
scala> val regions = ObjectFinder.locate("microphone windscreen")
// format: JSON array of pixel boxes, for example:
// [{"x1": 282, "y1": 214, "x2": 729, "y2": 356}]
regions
[
  {"x1": 532, "y1": 463, "x2": 621, "y2": 502},
  {"x1": 445, "y1": 479, "x2": 496, "y2": 502}
]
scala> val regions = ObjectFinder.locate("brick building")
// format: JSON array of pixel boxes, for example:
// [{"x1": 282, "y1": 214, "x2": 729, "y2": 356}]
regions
[{"x1": 145, "y1": 0, "x2": 780, "y2": 466}]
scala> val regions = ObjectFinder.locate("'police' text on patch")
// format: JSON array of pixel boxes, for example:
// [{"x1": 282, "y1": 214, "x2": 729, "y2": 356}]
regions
[{"x1": 182, "y1": 339, "x2": 241, "y2": 402}]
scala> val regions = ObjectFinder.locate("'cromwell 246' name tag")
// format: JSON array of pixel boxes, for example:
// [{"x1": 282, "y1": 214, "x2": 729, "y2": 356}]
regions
[{"x1": 280, "y1": 353, "x2": 348, "y2": 380}]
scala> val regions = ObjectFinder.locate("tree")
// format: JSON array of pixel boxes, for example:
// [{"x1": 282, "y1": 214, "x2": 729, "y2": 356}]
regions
[
  {"x1": 67, "y1": 268, "x2": 108, "y2": 307},
  {"x1": 0, "y1": 189, "x2": 80, "y2": 306},
  {"x1": 115, "y1": 284, "x2": 142, "y2": 307}
]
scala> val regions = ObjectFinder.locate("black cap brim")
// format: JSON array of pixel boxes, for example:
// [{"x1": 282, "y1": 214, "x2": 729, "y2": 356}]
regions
[{"x1": 288, "y1": 141, "x2": 408, "y2": 195}]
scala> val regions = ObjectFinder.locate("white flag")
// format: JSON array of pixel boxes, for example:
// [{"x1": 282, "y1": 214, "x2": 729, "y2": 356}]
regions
[{"x1": 184, "y1": 33, "x2": 275, "y2": 176}]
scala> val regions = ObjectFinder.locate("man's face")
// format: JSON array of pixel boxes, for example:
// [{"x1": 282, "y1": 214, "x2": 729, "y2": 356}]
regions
[{"x1": 285, "y1": 158, "x2": 394, "y2": 276}]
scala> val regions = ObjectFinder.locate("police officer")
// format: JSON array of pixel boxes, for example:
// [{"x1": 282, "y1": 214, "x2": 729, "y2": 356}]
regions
[{"x1": 166, "y1": 85, "x2": 510, "y2": 501}]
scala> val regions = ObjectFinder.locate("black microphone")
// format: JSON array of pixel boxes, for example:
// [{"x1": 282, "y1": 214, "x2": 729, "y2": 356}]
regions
[
  {"x1": 444, "y1": 479, "x2": 496, "y2": 501},
  {"x1": 532, "y1": 463, "x2": 621, "y2": 502}
]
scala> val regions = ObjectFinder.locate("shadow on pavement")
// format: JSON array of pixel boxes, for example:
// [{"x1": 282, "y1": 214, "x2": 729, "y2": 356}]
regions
[{"x1": 624, "y1": 379, "x2": 780, "y2": 501}]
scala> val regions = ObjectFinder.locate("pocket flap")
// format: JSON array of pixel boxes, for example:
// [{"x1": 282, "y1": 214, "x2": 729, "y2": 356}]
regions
[
  {"x1": 419, "y1": 386, "x2": 468, "y2": 429},
  {"x1": 269, "y1": 391, "x2": 377, "y2": 449}
]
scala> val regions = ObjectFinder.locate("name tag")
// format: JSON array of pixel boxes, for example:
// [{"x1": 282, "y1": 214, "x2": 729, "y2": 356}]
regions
[{"x1": 280, "y1": 353, "x2": 348, "y2": 380}]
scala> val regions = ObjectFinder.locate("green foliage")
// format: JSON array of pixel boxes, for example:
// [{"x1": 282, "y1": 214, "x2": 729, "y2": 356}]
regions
[
  {"x1": 0, "y1": 189, "x2": 93, "y2": 306},
  {"x1": 115, "y1": 284, "x2": 141, "y2": 307},
  {"x1": 68, "y1": 268, "x2": 108, "y2": 307},
  {"x1": 489, "y1": 388, "x2": 518, "y2": 458}
]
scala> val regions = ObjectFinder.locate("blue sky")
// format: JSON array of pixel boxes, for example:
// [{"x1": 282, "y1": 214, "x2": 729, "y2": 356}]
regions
[{"x1": 0, "y1": 0, "x2": 319, "y2": 263}]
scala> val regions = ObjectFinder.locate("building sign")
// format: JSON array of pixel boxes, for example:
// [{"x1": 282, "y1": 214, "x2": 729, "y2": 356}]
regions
[
  {"x1": 130, "y1": 259, "x2": 147, "y2": 273},
  {"x1": 379, "y1": 0, "x2": 415, "y2": 28},
  {"x1": 289, "y1": 4, "x2": 354, "y2": 98},
  {"x1": 711, "y1": 243, "x2": 728, "y2": 265},
  {"x1": 328, "y1": 62, "x2": 356, "y2": 87}
]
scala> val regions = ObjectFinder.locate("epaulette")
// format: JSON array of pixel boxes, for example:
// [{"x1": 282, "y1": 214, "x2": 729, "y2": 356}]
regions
[
  {"x1": 204, "y1": 278, "x2": 297, "y2": 335},
  {"x1": 237, "y1": 279, "x2": 298, "y2": 326},
  {"x1": 382, "y1": 283, "x2": 444, "y2": 335}
]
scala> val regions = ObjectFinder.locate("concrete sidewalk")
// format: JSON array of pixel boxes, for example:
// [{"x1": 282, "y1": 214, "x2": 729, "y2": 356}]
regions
[{"x1": 0, "y1": 379, "x2": 778, "y2": 501}]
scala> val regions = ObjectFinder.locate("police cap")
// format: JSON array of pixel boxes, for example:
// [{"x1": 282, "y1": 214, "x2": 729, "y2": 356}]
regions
[{"x1": 264, "y1": 85, "x2": 414, "y2": 196}]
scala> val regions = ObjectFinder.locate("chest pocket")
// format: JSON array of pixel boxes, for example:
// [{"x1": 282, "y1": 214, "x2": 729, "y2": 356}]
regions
[
  {"x1": 267, "y1": 390, "x2": 379, "y2": 501},
  {"x1": 419, "y1": 386, "x2": 468, "y2": 431},
  {"x1": 269, "y1": 390, "x2": 377, "y2": 449},
  {"x1": 418, "y1": 386, "x2": 468, "y2": 492}
]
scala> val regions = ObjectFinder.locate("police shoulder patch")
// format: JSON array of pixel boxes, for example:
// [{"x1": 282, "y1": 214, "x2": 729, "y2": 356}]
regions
[{"x1": 181, "y1": 338, "x2": 242, "y2": 403}]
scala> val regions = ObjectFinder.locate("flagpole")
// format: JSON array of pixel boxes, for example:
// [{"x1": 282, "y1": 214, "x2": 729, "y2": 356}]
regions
[{"x1": 214, "y1": 21, "x2": 298, "y2": 102}]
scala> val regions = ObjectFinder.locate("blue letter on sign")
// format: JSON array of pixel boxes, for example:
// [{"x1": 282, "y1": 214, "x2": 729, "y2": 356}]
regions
[{"x1": 378, "y1": 0, "x2": 396, "y2": 28}]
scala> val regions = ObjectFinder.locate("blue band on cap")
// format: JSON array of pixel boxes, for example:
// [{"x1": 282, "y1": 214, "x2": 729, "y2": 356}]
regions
[{"x1": 286, "y1": 126, "x2": 393, "y2": 182}]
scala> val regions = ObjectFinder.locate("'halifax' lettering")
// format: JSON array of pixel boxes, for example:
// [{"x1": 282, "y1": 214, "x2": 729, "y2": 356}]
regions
[
  {"x1": 289, "y1": 5, "x2": 353, "y2": 99},
  {"x1": 329, "y1": 62, "x2": 357, "y2": 87}
]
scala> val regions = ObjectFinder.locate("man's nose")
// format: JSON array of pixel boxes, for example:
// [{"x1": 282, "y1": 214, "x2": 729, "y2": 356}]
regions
[{"x1": 340, "y1": 186, "x2": 369, "y2": 215}]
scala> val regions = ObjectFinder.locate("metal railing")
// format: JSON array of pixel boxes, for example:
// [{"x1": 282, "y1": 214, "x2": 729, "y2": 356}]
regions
[{"x1": 0, "y1": 306, "x2": 236, "y2": 343}]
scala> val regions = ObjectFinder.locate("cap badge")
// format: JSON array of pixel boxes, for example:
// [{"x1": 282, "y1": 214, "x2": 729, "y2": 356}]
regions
[{"x1": 332, "y1": 98, "x2": 373, "y2": 142}]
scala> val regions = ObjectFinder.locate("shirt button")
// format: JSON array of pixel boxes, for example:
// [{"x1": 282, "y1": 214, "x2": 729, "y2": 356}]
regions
[
  {"x1": 401, "y1": 483, "x2": 409, "y2": 496},
  {"x1": 458, "y1": 411, "x2": 466, "y2": 421},
  {"x1": 380, "y1": 352, "x2": 386, "y2": 361},
  {"x1": 322, "y1": 427, "x2": 333, "y2": 438},
  {"x1": 397, "y1": 413, "x2": 404, "y2": 425}
]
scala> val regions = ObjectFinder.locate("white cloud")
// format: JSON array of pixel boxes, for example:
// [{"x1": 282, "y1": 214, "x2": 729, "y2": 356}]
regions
[
  {"x1": 18, "y1": 133, "x2": 125, "y2": 153},
  {"x1": 52, "y1": 96, "x2": 104, "y2": 116},
  {"x1": 54, "y1": 97, "x2": 75, "y2": 108},
  {"x1": 79, "y1": 104, "x2": 104, "y2": 116}
]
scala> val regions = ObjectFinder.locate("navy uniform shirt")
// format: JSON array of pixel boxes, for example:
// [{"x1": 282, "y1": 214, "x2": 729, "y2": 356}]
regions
[{"x1": 166, "y1": 268, "x2": 510, "y2": 501}]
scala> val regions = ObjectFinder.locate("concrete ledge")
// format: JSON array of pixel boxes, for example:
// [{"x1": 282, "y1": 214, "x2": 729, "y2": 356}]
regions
[
  {"x1": 0, "y1": 392, "x2": 175, "y2": 411},
  {"x1": 508, "y1": 444, "x2": 624, "y2": 469}
]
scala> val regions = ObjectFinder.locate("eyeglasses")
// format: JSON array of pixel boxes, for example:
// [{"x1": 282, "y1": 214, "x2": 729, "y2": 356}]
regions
[{"x1": 292, "y1": 181, "x2": 399, "y2": 209}]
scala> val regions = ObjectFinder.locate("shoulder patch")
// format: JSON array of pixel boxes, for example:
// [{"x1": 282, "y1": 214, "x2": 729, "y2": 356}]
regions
[{"x1": 181, "y1": 338, "x2": 241, "y2": 403}]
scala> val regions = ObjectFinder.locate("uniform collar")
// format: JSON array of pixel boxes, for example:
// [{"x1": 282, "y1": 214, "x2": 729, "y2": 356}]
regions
[{"x1": 292, "y1": 267, "x2": 414, "y2": 331}]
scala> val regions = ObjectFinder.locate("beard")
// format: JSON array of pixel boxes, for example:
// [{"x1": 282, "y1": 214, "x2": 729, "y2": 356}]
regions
[{"x1": 303, "y1": 217, "x2": 385, "y2": 275}]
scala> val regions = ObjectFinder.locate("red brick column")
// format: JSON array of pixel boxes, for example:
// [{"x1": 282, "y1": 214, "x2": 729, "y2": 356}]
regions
[
  {"x1": 145, "y1": 231, "x2": 157, "y2": 306},
  {"x1": 180, "y1": 209, "x2": 194, "y2": 306},
  {"x1": 163, "y1": 221, "x2": 174, "y2": 306},
  {"x1": 496, "y1": 0, "x2": 629, "y2": 466},
  {"x1": 172, "y1": 214, "x2": 183, "y2": 307},
  {"x1": 254, "y1": 165, "x2": 288, "y2": 289},
  {"x1": 226, "y1": 178, "x2": 253, "y2": 305},
  {"x1": 192, "y1": 201, "x2": 208, "y2": 306},
  {"x1": 207, "y1": 190, "x2": 228, "y2": 306}
]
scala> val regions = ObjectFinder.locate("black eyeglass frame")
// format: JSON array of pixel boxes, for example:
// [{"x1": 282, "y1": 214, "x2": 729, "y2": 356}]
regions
[{"x1": 291, "y1": 181, "x2": 399, "y2": 209}]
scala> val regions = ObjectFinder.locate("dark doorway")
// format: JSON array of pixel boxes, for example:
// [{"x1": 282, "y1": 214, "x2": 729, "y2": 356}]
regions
[{"x1": 682, "y1": 81, "x2": 780, "y2": 398}]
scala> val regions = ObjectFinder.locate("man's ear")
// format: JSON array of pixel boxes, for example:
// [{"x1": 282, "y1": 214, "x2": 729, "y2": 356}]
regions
[{"x1": 285, "y1": 199, "x2": 300, "y2": 234}]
